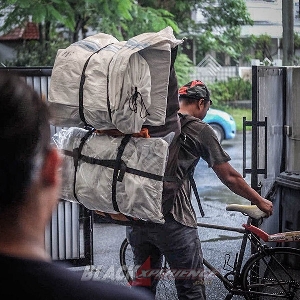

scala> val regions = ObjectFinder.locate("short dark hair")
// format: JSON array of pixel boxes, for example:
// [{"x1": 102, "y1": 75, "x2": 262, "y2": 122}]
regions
[
  {"x1": 179, "y1": 80, "x2": 210, "y2": 99},
  {"x1": 179, "y1": 95, "x2": 212, "y2": 106},
  {"x1": 178, "y1": 80, "x2": 212, "y2": 105},
  {"x1": 0, "y1": 71, "x2": 51, "y2": 212}
]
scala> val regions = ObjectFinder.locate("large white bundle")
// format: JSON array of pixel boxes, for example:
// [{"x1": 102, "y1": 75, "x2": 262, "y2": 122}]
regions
[
  {"x1": 48, "y1": 27, "x2": 183, "y2": 133},
  {"x1": 108, "y1": 27, "x2": 182, "y2": 131},
  {"x1": 53, "y1": 127, "x2": 173, "y2": 224},
  {"x1": 48, "y1": 34, "x2": 124, "y2": 130}
]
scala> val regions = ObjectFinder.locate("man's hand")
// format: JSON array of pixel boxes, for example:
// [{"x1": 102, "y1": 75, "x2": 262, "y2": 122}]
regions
[
  {"x1": 256, "y1": 197, "x2": 273, "y2": 217},
  {"x1": 212, "y1": 162, "x2": 274, "y2": 217}
]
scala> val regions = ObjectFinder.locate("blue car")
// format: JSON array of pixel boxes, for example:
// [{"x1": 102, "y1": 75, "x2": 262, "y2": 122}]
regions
[{"x1": 203, "y1": 108, "x2": 236, "y2": 143}]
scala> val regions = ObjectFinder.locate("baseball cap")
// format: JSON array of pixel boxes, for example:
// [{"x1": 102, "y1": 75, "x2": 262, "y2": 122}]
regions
[{"x1": 179, "y1": 80, "x2": 211, "y2": 104}]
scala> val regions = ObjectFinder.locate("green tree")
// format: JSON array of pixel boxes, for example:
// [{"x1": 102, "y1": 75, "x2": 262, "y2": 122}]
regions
[
  {"x1": 0, "y1": 0, "x2": 75, "y2": 42},
  {"x1": 137, "y1": 0, "x2": 253, "y2": 64},
  {"x1": 0, "y1": 0, "x2": 252, "y2": 67},
  {"x1": 0, "y1": 0, "x2": 77, "y2": 65},
  {"x1": 0, "y1": 0, "x2": 178, "y2": 65},
  {"x1": 193, "y1": 0, "x2": 253, "y2": 64},
  {"x1": 254, "y1": 34, "x2": 272, "y2": 62},
  {"x1": 174, "y1": 53, "x2": 193, "y2": 87},
  {"x1": 294, "y1": 32, "x2": 300, "y2": 65}
]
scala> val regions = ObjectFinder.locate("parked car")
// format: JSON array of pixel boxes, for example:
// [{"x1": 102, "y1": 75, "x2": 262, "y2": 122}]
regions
[{"x1": 203, "y1": 108, "x2": 236, "y2": 143}]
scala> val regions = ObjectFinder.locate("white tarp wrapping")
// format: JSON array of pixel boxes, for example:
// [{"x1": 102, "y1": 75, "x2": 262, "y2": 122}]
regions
[
  {"x1": 53, "y1": 127, "x2": 172, "y2": 224},
  {"x1": 48, "y1": 27, "x2": 183, "y2": 133},
  {"x1": 48, "y1": 34, "x2": 124, "y2": 130}
]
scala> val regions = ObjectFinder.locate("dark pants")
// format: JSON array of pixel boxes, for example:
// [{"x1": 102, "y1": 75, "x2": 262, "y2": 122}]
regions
[{"x1": 126, "y1": 213, "x2": 206, "y2": 300}]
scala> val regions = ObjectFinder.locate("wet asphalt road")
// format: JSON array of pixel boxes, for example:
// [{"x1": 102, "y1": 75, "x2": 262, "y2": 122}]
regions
[{"x1": 83, "y1": 132, "x2": 253, "y2": 299}]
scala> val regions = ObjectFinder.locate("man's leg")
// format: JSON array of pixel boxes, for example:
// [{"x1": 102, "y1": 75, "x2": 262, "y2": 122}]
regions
[
  {"x1": 126, "y1": 226, "x2": 163, "y2": 295},
  {"x1": 157, "y1": 215, "x2": 206, "y2": 300}
]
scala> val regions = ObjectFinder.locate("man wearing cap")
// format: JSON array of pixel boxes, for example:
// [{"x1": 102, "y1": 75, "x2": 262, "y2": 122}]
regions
[{"x1": 127, "y1": 80, "x2": 273, "y2": 300}]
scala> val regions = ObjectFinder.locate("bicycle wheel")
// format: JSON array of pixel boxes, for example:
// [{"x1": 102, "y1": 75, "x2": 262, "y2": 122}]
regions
[
  {"x1": 119, "y1": 238, "x2": 179, "y2": 300},
  {"x1": 241, "y1": 247, "x2": 300, "y2": 299},
  {"x1": 120, "y1": 238, "x2": 133, "y2": 284}
]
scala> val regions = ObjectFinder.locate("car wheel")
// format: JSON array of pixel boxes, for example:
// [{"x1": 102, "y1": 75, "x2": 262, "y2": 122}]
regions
[{"x1": 210, "y1": 123, "x2": 225, "y2": 143}]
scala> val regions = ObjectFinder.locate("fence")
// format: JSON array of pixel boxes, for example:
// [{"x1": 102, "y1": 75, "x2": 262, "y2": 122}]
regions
[
  {"x1": 191, "y1": 66, "x2": 239, "y2": 83},
  {"x1": 193, "y1": 54, "x2": 240, "y2": 83}
]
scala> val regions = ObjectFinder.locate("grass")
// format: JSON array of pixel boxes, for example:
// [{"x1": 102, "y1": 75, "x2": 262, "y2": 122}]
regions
[{"x1": 224, "y1": 107, "x2": 252, "y2": 132}]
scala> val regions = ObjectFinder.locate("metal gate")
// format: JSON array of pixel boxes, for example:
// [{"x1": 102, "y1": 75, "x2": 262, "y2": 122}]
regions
[
  {"x1": 248, "y1": 66, "x2": 300, "y2": 239},
  {"x1": 0, "y1": 67, "x2": 94, "y2": 266},
  {"x1": 244, "y1": 66, "x2": 285, "y2": 197}
]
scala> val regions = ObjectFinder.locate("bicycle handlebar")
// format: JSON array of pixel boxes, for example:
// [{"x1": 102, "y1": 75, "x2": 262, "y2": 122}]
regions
[{"x1": 226, "y1": 204, "x2": 267, "y2": 219}]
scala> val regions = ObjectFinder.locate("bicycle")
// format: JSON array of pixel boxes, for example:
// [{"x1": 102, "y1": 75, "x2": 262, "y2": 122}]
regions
[{"x1": 119, "y1": 204, "x2": 300, "y2": 299}]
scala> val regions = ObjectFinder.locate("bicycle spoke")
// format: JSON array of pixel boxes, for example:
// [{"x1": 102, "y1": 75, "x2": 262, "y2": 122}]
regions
[{"x1": 241, "y1": 248, "x2": 300, "y2": 299}]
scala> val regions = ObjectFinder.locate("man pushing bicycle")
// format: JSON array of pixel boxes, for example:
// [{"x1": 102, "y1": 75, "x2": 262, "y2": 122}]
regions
[{"x1": 127, "y1": 80, "x2": 273, "y2": 300}]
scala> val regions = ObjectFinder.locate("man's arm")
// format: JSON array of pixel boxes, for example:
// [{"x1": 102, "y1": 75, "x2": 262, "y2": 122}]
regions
[{"x1": 212, "y1": 162, "x2": 273, "y2": 217}]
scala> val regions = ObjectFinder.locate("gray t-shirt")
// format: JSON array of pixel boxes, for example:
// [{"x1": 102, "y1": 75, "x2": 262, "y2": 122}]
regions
[{"x1": 171, "y1": 114, "x2": 231, "y2": 228}]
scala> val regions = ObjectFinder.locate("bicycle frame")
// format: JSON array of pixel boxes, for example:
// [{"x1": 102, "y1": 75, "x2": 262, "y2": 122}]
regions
[
  {"x1": 120, "y1": 206, "x2": 300, "y2": 299},
  {"x1": 197, "y1": 218, "x2": 250, "y2": 296},
  {"x1": 198, "y1": 217, "x2": 300, "y2": 298}
]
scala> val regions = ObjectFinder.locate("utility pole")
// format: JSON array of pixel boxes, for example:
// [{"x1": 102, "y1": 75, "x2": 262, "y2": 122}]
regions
[{"x1": 282, "y1": 0, "x2": 294, "y2": 66}]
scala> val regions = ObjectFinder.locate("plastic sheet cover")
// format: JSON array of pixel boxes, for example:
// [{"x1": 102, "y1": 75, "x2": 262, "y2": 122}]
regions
[{"x1": 53, "y1": 127, "x2": 173, "y2": 224}]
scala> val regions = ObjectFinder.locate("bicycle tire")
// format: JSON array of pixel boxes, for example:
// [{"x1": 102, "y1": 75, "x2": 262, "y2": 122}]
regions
[
  {"x1": 119, "y1": 238, "x2": 133, "y2": 284},
  {"x1": 119, "y1": 238, "x2": 179, "y2": 300},
  {"x1": 241, "y1": 247, "x2": 300, "y2": 299}
]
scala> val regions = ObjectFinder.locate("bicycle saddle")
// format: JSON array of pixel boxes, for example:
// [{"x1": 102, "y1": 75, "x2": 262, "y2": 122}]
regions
[{"x1": 226, "y1": 204, "x2": 267, "y2": 219}]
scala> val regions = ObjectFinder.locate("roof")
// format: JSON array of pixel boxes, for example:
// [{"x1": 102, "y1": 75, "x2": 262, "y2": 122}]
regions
[{"x1": 0, "y1": 22, "x2": 39, "y2": 41}]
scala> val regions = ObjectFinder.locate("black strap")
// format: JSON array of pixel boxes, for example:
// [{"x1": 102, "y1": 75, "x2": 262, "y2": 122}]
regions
[
  {"x1": 79, "y1": 43, "x2": 113, "y2": 127},
  {"x1": 180, "y1": 161, "x2": 205, "y2": 218},
  {"x1": 97, "y1": 212, "x2": 150, "y2": 226},
  {"x1": 111, "y1": 134, "x2": 132, "y2": 212},
  {"x1": 189, "y1": 173, "x2": 205, "y2": 217},
  {"x1": 106, "y1": 75, "x2": 112, "y2": 122},
  {"x1": 179, "y1": 115, "x2": 205, "y2": 217},
  {"x1": 64, "y1": 150, "x2": 178, "y2": 183},
  {"x1": 72, "y1": 128, "x2": 96, "y2": 203}
]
